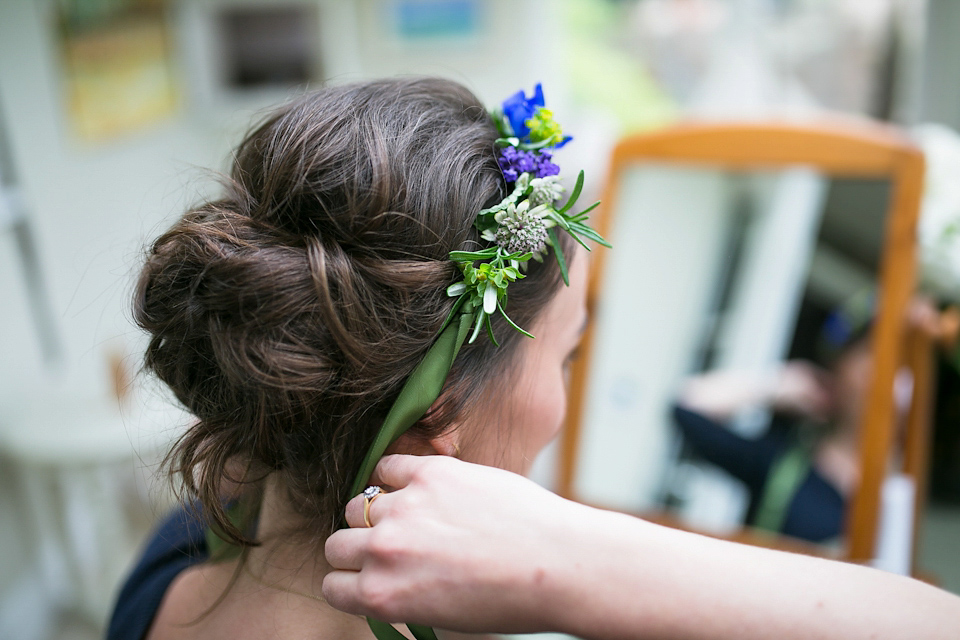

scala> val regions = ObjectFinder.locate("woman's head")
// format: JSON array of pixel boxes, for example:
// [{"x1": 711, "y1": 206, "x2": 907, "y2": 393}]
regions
[{"x1": 134, "y1": 77, "x2": 579, "y2": 544}]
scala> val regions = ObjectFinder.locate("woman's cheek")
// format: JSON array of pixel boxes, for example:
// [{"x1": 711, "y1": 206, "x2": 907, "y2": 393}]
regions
[{"x1": 533, "y1": 367, "x2": 567, "y2": 448}]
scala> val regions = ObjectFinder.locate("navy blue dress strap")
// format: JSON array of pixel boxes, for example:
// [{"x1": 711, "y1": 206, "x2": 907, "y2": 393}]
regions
[{"x1": 107, "y1": 505, "x2": 210, "y2": 640}]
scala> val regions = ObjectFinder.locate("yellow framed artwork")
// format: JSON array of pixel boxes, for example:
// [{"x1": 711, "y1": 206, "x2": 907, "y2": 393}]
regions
[{"x1": 56, "y1": 0, "x2": 178, "y2": 142}]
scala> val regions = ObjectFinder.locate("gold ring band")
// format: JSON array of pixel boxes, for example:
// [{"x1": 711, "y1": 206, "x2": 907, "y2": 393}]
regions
[{"x1": 363, "y1": 485, "x2": 382, "y2": 528}]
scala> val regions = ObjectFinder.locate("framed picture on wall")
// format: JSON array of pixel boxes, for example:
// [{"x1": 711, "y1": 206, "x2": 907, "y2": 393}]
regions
[{"x1": 55, "y1": 0, "x2": 179, "y2": 142}]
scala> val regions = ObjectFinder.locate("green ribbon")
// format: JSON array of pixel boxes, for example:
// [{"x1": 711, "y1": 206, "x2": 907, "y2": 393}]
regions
[
  {"x1": 753, "y1": 444, "x2": 812, "y2": 535},
  {"x1": 351, "y1": 301, "x2": 474, "y2": 640},
  {"x1": 348, "y1": 301, "x2": 475, "y2": 498}
]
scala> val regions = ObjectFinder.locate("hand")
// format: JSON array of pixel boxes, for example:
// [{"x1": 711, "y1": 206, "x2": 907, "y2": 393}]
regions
[
  {"x1": 322, "y1": 457, "x2": 960, "y2": 640},
  {"x1": 679, "y1": 362, "x2": 833, "y2": 422},
  {"x1": 322, "y1": 455, "x2": 585, "y2": 634},
  {"x1": 906, "y1": 295, "x2": 942, "y2": 337},
  {"x1": 771, "y1": 360, "x2": 834, "y2": 420}
]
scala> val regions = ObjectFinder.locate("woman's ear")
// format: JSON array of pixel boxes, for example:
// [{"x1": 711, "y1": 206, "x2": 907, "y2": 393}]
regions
[{"x1": 385, "y1": 429, "x2": 461, "y2": 458}]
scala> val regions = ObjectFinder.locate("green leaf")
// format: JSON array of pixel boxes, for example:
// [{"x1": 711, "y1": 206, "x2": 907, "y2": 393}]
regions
[
  {"x1": 569, "y1": 222, "x2": 612, "y2": 248},
  {"x1": 517, "y1": 138, "x2": 554, "y2": 151},
  {"x1": 478, "y1": 177, "x2": 531, "y2": 216},
  {"x1": 485, "y1": 313, "x2": 499, "y2": 347},
  {"x1": 490, "y1": 109, "x2": 513, "y2": 139},
  {"x1": 546, "y1": 211, "x2": 572, "y2": 231},
  {"x1": 572, "y1": 200, "x2": 601, "y2": 220},
  {"x1": 449, "y1": 248, "x2": 498, "y2": 262},
  {"x1": 504, "y1": 250, "x2": 534, "y2": 261},
  {"x1": 497, "y1": 302, "x2": 536, "y2": 339},
  {"x1": 468, "y1": 310, "x2": 486, "y2": 344},
  {"x1": 568, "y1": 230, "x2": 592, "y2": 251},
  {"x1": 438, "y1": 292, "x2": 468, "y2": 333},
  {"x1": 567, "y1": 220, "x2": 599, "y2": 238},
  {"x1": 548, "y1": 228, "x2": 569, "y2": 285},
  {"x1": 407, "y1": 624, "x2": 441, "y2": 640},
  {"x1": 367, "y1": 618, "x2": 411, "y2": 640},
  {"x1": 558, "y1": 170, "x2": 585, "y2": 214}
]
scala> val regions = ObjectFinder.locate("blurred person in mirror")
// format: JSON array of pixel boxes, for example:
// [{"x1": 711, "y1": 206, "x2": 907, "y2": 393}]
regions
[{"x1": 674, "y1": 291, "x2": 940, "y2": 543}]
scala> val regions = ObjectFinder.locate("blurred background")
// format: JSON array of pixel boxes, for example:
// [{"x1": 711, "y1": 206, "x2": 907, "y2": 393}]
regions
[{"x1": 2, "y1": 0, "x2": 960, "y2": 638}]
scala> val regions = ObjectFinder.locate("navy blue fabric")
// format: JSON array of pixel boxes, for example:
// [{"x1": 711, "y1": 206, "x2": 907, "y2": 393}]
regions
[
  {"x1": 673, "y1": 405, "x2": 845, "y2": 543},
  {"x1": 107, "y1": 506, "x2": 209, "y2": 640},
  {"x1": 780, "y1": 465, "x2": 846, "y2": 543}
]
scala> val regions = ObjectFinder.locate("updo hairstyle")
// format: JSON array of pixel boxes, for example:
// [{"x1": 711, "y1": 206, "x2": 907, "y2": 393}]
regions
[{"x1": 133, "y1": 77, "x2": 573, "y2": 546}]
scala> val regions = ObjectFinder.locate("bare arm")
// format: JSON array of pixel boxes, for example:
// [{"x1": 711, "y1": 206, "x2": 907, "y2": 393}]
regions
[
  {"x1": 550, "y1": 507, "x2": 959, "y2": 640},
  {"x1": 679, "y1": 361, "x2": 833, "y2": 423},
  {"x1": 324, "y1": 455, "x2": 960, "y2": 640}
]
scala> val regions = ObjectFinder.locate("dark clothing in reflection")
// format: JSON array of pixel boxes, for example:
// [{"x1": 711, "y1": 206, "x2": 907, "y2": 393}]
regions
[{"x1": 673, "y1": 406, "x2": 845, "y2": 543}]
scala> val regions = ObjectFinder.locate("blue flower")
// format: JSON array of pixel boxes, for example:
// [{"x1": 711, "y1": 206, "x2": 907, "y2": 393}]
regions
[{"x1": 501, "y1": 83, "x2": 545, "y2": 139}]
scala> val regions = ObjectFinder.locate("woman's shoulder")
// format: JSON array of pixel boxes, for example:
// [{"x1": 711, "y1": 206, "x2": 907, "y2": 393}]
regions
[
  {"x1": 147, "y1": 560, "x2": 240, "y2": 640},
  {"x1": 150, "y1": 559, "x2": 381, "y2": 640}
]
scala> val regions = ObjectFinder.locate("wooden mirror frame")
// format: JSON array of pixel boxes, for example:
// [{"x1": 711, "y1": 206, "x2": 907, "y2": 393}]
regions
[{"x1": 557, "y1": 121, "x2": 925, "y2": 563}]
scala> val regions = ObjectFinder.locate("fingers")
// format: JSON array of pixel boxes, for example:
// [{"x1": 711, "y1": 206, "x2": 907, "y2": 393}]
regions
[
  {"x1": 369, "y1": 454, "x2": 427, "y2": 489},
  {"x1": 321, "y1": 570, "x2": 365, "y2": 616},
  {"x1": 344, "y1": 492, "x2": 367, "y2": 529},
  {"x1": 325, "y1": 528, "x2": 368, "y2": 571},
  {"x1": 345, "y1": 488, "x2": 391, "y2": 529},
  {"x1": 343, "y1": 454, "x2": 430, "y2": 530}
]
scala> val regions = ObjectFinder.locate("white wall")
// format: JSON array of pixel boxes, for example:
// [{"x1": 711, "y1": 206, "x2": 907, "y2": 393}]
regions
[
  {"x1": 0, "y1": 2, "x2": 230, "y2": 402},
  {"x1": 0, "y1": 1, "x2": 233, "y2": 631}
]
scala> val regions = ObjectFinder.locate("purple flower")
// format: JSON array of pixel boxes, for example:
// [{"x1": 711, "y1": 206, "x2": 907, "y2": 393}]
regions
[
  {"x1": 535, "y1": 149, "x2": 560, "y2": 177},
  {"x1": 498, "y1": 147, "x2": 561, "y2": 184},
  {"x1": 501, "y1": 83, "x2": 545, "y2": 139}
]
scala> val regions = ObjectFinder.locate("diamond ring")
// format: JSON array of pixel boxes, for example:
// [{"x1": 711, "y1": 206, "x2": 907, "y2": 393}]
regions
[{"x1": 363, "y1": 485, "x2": 383, "y2": 528}]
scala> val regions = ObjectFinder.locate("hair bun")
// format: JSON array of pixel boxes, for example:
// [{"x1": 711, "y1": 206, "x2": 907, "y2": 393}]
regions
[{"x1": 134, "y1": 77, "x2": 571, "y2": 545}]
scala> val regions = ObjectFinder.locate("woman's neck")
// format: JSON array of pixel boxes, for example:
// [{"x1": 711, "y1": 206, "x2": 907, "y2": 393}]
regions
[
  {"x1": 815, "y1": 423, "x2": 861, "y2": 496},
  {"x1": 244, "y1": 475, "x2": 336, "y2": 604}
]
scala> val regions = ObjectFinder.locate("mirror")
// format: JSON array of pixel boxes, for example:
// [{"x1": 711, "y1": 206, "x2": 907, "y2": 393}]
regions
[{"x1": 559, "y1": 123, "x2": 925, "y2": 561}]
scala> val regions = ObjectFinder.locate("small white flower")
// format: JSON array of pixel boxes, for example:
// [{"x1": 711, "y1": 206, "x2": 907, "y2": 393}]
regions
[
  {"x1": 527, "y1": 203, "x2": 551, "y2": 219},
  {"x1": 493, "y1": 202, "x2": 515, "y2": 226},
  {"x1": 515, "y1": 172, "x2": 532, "y2": 191},
  {"x1": 493, "y1": 200, "x2": 550, "y2": 256},
  {"x1": 483, "y1": 281, "x2": 498, "y2": 314},
  {"x1": 447, "y1": 282, "x2": 467, "y2": 297},
  {"x1": 529, "y1": 176, "x2": 565, "y2": 206}
]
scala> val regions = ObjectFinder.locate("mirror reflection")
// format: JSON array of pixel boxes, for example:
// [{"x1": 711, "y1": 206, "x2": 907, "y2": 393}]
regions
[{"x1": 571, "y1": 166, "x2": 900, "y2": 550}]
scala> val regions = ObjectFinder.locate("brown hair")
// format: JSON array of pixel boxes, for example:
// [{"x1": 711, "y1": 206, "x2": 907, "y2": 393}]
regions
[{"x1": 134, "y1": 77, "x2": 573, "y2": 547}]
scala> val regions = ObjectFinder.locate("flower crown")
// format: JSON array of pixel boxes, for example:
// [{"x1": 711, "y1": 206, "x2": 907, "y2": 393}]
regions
[
  {"x1": 350, "y1": 84, "x2": 610, "y2": 640},
  {"x1": 444, "y1": 83, "x2": 611, "y2": 345}
]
